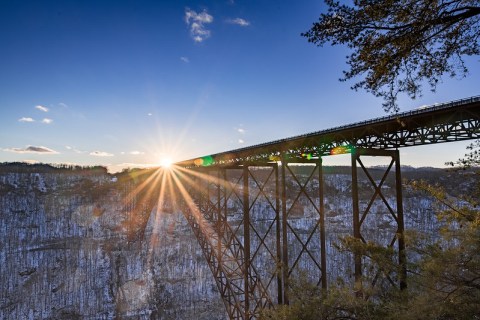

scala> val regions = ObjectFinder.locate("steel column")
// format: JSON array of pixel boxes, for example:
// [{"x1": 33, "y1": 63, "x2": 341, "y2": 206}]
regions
[
  {"x1": 280, "y1": 156, "x2": 289, "y2": 305},
  {"x1": 395, "y1": 151, "x2": 407, "y2": 290},
  {"x1": 274, "y1": 164, "x2": 282, "y2": 304},
  {"x1": 351, "y1": 151, "x2": 362, "y2": 293},
  {"x1": 318, "y1": 158, "x2": 327, "y2": 290},
  {"x1": 217, "y1": 169, "x2": 224, "y2": 266},
  {"x1": 243, "y1": 166, "x2": 251, "y2": 319}
]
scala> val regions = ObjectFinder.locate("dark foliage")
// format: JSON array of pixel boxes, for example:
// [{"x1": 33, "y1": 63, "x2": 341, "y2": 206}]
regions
[
  {"x1": 0, "y1": 162, "x2": 108, "y2": 175},
  {"x1": 303, "y1": 0, "x2": 480, "y2": 111}
]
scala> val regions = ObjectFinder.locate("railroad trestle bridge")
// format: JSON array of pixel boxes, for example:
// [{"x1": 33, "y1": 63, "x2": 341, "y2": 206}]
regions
[{"x1": 168, "y1": 96, "x2": 480, "y2": 319}]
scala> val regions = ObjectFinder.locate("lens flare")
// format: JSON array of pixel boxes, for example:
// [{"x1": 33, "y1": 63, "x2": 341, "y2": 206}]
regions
[
  {"x1": 160, "y1": 158, "x2": 173, "y2": 168},
  {"x1": 330, "y1": 145, "x2": 354, "y2": 155},
  {"x1": 269, "y1": 155, "x2": 281, "y2": 161},
  {"x1": 301, "y1": 153, "x2": 313, "y2": 160},
  {"x1": 194, "y1": 155, "x2": 214, "y2": 166}
]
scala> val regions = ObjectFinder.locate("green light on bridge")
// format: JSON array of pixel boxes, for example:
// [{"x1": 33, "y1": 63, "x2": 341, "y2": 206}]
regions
[{"x1": 301, "y1": 153, "x2": 313, "y2": 160}]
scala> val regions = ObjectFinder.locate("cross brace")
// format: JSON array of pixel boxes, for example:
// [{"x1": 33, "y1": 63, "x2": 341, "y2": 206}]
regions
[{"x1": 177, "y1": 149, "x2": 406, "y2": 319}]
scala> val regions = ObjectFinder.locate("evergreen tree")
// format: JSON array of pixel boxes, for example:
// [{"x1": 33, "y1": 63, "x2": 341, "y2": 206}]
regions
[{"x1": 303, "y1": 0, "x2": 480, "y2": 111}]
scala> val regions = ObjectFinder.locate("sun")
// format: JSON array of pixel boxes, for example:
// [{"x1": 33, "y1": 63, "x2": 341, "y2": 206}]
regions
[{"x1": 159, "y1": 157, "x2": 173, "y2": 168}]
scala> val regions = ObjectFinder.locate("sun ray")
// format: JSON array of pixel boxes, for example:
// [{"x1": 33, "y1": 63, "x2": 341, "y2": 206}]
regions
[
  {"x1": 117, "y1": 168, "x2": 173, "y2": 244},
  {"x1": 170, "y1": 170, "x2": 218, "y2": 240},
  {"x1": 145, "y1": 169, "x2": 171, "y2": 266},
  {"x1": 174, "y1": 165, "x2": 242, "y2": 193},
  {"x1": 115, "y1": 162, "x2": 246, "y2": 308}
]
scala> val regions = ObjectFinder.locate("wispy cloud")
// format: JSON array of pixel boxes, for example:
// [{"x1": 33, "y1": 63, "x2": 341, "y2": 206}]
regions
[
  {"x1": 58, "y1": 102, "x2": 68, "y2": 108},
  {"x1": 226, "y1": 18, "x2": 250, "y2": 26},
  {"x1": 65, "y1": 146, "x2": 83, "y2": 154},
  {"x1": 42, "y1": 118, "x2": 53, "y2": 124},
  {"x1": 18, "y1": 117, "x2": 35, "y2": 122},
  {"x1": 185, "y1": 8, "x2": 213, "y2": 42},
  {"x1": 3, "y1": 145, "x2": 59, "y2": 154},
  {"x1": 235, "y1": 126, "x2": 246, "y2": 144},
  {"x1": 130, "y1": 151, "x2": 145, "y2": 155},
  {"x1": 35, "y1": 105, "x2": 49, "y2": 112},
  {"x1": 90, "y1": 151, "x2": 114, "y2": 157},
  {"x1": 180, "y1": 56, "x2": 190, "y2": 63}
]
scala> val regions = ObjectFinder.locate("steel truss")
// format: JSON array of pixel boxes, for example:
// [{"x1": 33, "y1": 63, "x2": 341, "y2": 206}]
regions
[
  {"x1": 180, "y1": 166, "x2": 277, "y2": 319},
  {"x1": 175, "y1": 158, "x2": 330, "y2": 318},
  {"x1": 172, "y1": 96, "x2": 480, "y2": 319},
  {"x1": 280, "y1": 158, "x2": 327, "y2": 304},
  {"x1": 176, "y1": 149, "x2": 408, "y2": 319},
  {"x1": 351, "y1": 149, "x2": 406, "y2": 295}
]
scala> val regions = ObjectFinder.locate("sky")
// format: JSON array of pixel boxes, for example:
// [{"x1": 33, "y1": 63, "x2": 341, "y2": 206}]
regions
[{"x1": 1, "y1": 0, "x2": 479, "y2": 172}]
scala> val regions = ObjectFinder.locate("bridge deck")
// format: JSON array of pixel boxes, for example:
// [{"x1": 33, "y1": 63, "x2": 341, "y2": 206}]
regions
[{"x1": 177, "y1": 96, "x2": 480, "y2": 167}]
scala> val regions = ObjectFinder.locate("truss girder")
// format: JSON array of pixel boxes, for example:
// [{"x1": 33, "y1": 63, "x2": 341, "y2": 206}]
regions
[{"x1": 177, "y1": 97, "x2": 480, "y2": 167}]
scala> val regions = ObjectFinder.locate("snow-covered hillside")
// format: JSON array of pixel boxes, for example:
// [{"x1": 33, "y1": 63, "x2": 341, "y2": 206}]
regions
[{"x1": 0, "y1": 165, "x2": 470, "y2": 319}]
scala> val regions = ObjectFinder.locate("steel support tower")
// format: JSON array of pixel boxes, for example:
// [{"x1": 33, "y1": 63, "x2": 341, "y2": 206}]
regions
[{"x1": 170, "y1": 96, "x2": 480, "y2": 319}]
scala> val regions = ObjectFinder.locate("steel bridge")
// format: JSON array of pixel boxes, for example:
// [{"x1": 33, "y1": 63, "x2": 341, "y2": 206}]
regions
[{"x1": 170, "y1": 96, "x2": 480, "y2": 319}]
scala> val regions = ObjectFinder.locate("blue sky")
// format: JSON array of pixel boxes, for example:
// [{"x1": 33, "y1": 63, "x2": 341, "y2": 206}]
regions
[{"x1": 1, "y1": 0, "x2": 479, "y2": 172}]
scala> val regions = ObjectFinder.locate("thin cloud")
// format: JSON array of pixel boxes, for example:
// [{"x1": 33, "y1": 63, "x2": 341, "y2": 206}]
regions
[
  {"x1": 58, "y1": 102, "x2": 68, "y2": 108},
  {"x1": 185, "y1": 8, "x2": 213, "y2": 42},
  {"x1": 237, "y1": 128, "x2": 245, "y2": 134},
  {"x1": 65, "y1": 146, "x2": 83, "y2": 154},
  {"x1": 4, "y1": 145, "x2": 59, "y2": 154},
  {"x1": 130, "y1": 151, "x2": 145, "y2": 155},
  {"x1": 180, "y1": 56, "x2": 190, "y2": 63},
  {"x1": 35, "y1": 105, "x2": 49, "y2": 112},
  {"x1": 90, "y1": 151, "x2": 114, "y2": 157},
  {"x1": 42, "y1": 118, "x2": 53, "y2": 124},
  {"x1": 18, "y1": 117, "x2": 35, "y2": 122},
  {"x1": 226, "y1": 18, "x2": 250, "y2": 26},
  {"x1": 238, "y1": 139, "x2": 245, "y2": 144}
]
